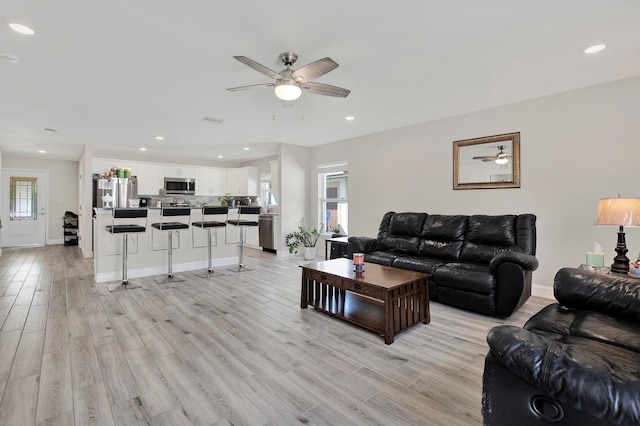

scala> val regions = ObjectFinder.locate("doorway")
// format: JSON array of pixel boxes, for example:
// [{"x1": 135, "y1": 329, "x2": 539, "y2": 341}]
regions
[{"x1": 1, "y1": 169, "x2": 47, "y2": 247}]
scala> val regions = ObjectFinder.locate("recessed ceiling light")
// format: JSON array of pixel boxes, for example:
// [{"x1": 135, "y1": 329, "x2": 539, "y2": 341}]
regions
[
  {"x1": 155, "y1": 136, "x2": 164, "y2": 140},
  {"x1": 345, "y1": 116, "x2": 355, "y2": 121},
  {"x1": 217, "y1": 155, "x2": 224, "y2": 159},
  {"x1": 38, "y1": 150, "x2": 46, "y2": 154},
  {"x1": 9, "y1": 23, "x2": 35, "y2": 35},
  {"x1": 243, "y1": 147, "x2": 250, "y2": 151},
  {"x1": 139, "y1": 147, "x2": 147, "y2": 151},
  {"x1": 583, "y1": 44, "x2": 606, "y2": 54}
]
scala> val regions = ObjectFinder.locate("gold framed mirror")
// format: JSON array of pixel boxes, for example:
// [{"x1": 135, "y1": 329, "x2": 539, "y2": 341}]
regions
[{"x1": 453, "y1": 132, "x2": 520, "y2": 190}]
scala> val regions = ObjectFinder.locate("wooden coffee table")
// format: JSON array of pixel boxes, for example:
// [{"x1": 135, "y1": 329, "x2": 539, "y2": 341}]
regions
[{"x1": 300, "y1": 258, "x2": 429, "y2": 344}]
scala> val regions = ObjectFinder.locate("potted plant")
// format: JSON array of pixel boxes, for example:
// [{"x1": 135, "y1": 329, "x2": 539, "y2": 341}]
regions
[{"x1": 285, "y1": 218, "x2": 322, "y2": 260}]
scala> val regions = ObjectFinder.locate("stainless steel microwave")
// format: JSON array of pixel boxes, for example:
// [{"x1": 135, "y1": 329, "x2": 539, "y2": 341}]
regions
[{"x1": 164, "y1": 177, "x2": 195, "y2": 195}]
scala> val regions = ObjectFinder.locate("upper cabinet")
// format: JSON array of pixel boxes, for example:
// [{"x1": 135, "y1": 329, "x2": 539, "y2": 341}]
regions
[
  {"x1": 93, "y1": 158, "x2": 260, "y2": 197},
  {"x1": 164, "y1": 165, "x2": 195, "y2": 178},
  {"x1": 226, "y1": 167, "x2": 259, "y2": 196},
  {"x1": 270, "y1": 160, "x2": 279, "y2": 197},
  {"x1": 194, "y1": 167, "x2": 227, "y2": 196},
  {"x1": 135, "y1": 162, "x2": 165, "y2": 195}
]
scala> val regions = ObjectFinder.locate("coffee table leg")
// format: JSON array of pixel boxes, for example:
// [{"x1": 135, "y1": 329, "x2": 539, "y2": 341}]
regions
[
  {"x1": 300, "y1": 276, "x2": 308, "y2": 309},
  {"x1": 384, "y1": 291, "x2": 394, "y2": 344}
]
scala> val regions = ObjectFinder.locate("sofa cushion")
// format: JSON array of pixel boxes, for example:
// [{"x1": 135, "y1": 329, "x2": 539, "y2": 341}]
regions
[
  {"x1": 432, "y1": 262, "x2": 495, "y2": 294},
  {"x1": 364, "y1": 251, "x2": 399, "y2": 266},
  {"x1": 379, "y1": 212, "x2": 426, "y2": 254},
  {"x1": 438, "y1": 286, "x2": 495, "y2": 315},
  {"x1": 391, "y1": 255, "x2": 446, "y2": 275},
  {"x1": 460, "y1": 215, "x2": 517, "y2": 264},
  {"x1": 525, "y1": 303, "x2": 640, "y2": 354},
  {"x1": 418, "y1": 215, "x2": 467, "y2": 260}
]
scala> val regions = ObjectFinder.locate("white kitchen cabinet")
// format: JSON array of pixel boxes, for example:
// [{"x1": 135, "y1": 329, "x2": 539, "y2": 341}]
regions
[
  {"x1": 93, "y1": 158, "x2": 139, "y2": 175},
  {"x1": 226, "y1": 168, "x2": 241, "y2": 195},
  {"x1": 226, "y1": 167, "x2": 260, "y2": 196},
  {"x1": 245, "y1": 226, "x2": 259, "y2": 247},
  {"x1": 92, "y1": 158, "x2": 114, "y2": 175},
  {"x1": 134, "y1": 162, "x2": 165, "y2": 196},
  {"x1": 244, "y1": 166, "x2": 259, "y2": 196},
  {"x1": 164, "y1": 165, "x2": 195, "y2": 178},
  {"x1": 194, "y1": 167, "x2": 227, "y2": 196},
  {"x1": 269, "y1": 161, "x2": 279, "y2": 193}
]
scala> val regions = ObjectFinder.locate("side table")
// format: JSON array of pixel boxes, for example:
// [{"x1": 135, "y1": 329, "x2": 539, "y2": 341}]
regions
[{"x1": 325, "y1": 236, "x2": 349, "y2": 260}]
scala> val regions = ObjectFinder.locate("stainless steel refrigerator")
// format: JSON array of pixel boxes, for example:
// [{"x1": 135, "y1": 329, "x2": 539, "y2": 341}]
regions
[{"x1": 92, "y1": 174, "x2": 138, "y2": 208}]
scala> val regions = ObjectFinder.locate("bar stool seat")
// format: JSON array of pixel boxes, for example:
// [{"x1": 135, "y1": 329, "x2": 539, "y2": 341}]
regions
[
  {"x1": 192, "y1": 206, "x2": 228, "y2": 278},
  {"x1": 227, "y1": 206, "x2": 261, "y2": 272},
  {"x1": 151, "y1": 207, "x2": 190, "y2": 283},
  {"x1": 105, "y1": 208, "x2": 148, "y2": 292}
]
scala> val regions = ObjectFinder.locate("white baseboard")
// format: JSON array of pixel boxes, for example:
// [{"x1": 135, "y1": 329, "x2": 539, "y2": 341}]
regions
[
  {"x1": 532, "y1": 283, "x2": 554, "y2": 300},
  {"x1": 94, "y1": 256, "x2": 238, "y2": 283}
]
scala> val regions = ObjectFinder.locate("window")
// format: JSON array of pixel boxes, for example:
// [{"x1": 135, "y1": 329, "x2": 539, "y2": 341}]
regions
[
  {"x1": 10, "y1": 176, "x2": 38, "y2": 221},
  {"x1": 319, "y1": 164, "x2": 348, "y2": 234}
]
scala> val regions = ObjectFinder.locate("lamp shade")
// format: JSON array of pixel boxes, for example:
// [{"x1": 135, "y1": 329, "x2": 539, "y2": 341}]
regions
[{"x1": 596, "y1": 198, "x2": 640, "y2": 226}]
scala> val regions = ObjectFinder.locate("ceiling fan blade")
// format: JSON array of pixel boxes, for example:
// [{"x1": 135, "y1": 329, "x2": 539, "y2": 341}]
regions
[
  {"x1": 233, "y1": 56, "x2": 283, "y2": 80},
  {"x1": 302, "y1": 82, "x2": 351, "y2": 98},
  {"x1": 292, "y1": 57, "x2": 338, "y2": 82},
  {"x1": 472, "y1": 155, "x2": 496, "y2": 160},
  {"x1": 226, "y1": 83, "x2": 274, "y2": 92}
]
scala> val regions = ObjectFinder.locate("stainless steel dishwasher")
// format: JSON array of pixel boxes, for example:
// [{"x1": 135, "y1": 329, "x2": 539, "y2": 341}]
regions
[{"x1": 259, "y1": 214, "x2": 275, "y2": 252}]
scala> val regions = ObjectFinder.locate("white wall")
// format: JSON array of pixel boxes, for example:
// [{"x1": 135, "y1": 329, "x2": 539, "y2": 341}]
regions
[
  {"x1": 1, "y1": 156, "x2": 79, "y2": 245},
  {"x1": 278, "y1": 144, "x2": 310, "y2": 254},
  {"x1": 309, "y1": 75, "x2": 640, "y2": 289},
  {"x1": 79, "y1": 145, "x2": 94, "y2": 257}
]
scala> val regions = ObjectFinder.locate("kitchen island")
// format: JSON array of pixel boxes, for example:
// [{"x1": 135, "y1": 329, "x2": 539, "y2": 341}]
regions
[{"x1": 93, "y1": 208, "x2": 255, "y2": 283}]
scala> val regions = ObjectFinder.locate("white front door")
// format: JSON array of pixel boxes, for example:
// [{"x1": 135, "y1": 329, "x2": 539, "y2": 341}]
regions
[{"x1": 1, "y1": 169, "x2": 47, "y2": 247}]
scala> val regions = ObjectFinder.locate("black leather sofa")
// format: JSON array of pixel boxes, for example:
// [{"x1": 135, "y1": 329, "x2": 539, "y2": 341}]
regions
[
  {"x1": 483, "y1": 267, "x2": 640, "y2": 425},
  {"x1": 347, "y1": 212, "x2": 538, "y2": 316}
]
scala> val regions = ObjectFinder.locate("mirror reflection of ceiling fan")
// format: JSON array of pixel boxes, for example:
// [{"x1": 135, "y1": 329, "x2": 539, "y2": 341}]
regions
[
  {"x1": 226, "y1": 52, "x2": 351, "y2": 101},
  {"x1": 473, "y1": 145, "x2": 511, "y2": 164}
]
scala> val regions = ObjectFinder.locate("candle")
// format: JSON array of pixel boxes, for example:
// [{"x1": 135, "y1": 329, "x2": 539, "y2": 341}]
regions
[{"x1": 353, "y1": 253, "x2": 365, "y2": 273}]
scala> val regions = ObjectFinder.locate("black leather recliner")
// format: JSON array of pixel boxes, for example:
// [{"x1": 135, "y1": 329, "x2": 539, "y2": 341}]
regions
[
  {"x1": 348, "y1": 212, "x2": 538, "y2": 316},
  {"x1": 483, "y1": 267, "x2": 640, "y2": 425}
]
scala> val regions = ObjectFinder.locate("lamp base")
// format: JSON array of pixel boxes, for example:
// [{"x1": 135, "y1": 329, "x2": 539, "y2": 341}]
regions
[{"x1": 610, "y1": 226, "x2": 630, "y2": 274}]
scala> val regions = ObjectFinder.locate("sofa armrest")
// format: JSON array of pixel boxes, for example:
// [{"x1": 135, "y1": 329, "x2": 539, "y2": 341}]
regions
[
  {"x1": 554, "y1": 267, "x2": 640, "y2": 323},
  {"x1": 347, "y1": 236, "x2": 379, "y2": 258},
  {"x1": 489, "y1": 251, "x2": 539, "y2": 273},
  {"x1": 487, "y1": 325, "x2": 640, "y2": 425}
]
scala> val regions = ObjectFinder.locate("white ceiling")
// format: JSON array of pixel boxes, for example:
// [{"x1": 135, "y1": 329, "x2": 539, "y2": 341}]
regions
[{"x1": 1, "y1": 0, "x2": 639, "y2": 163}]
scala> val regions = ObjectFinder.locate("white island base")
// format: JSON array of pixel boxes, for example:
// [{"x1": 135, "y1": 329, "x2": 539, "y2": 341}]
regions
[{"x1": 93, "y1": 208, "x2": 257, "y2": 283}]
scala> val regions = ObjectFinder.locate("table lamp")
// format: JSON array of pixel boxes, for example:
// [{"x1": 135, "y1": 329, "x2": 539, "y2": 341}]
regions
[{"x1": 596, "y1": 197, "x2": 640, "y2": 273}]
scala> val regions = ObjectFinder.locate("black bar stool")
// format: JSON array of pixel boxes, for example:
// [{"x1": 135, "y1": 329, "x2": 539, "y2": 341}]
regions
[
  {"x1": 152, "y1": 207, "x2": 191, "y2": 283},
  {"x1": 227, "y1": 206, "x2": 261, "y2": 272},
  {"x1": 105, "y1": 208, "x2": 148, "y2": 292},
  {"x1": 191, "y1": 206, "x2": 228, "y2": 278}
]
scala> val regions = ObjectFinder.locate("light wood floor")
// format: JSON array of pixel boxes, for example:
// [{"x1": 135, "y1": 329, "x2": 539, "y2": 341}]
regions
[{"x1": 0, "y1": 245, "x2": 551, "y2": 425}]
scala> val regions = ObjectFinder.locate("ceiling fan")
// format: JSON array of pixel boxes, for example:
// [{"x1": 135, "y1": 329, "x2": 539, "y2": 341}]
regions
[
  {"x1": 226, "y1": 52, "x2": 351, "y2": 101},
  {"x1": 473, "y1": 145, "x2": 511, "y2": 164}
]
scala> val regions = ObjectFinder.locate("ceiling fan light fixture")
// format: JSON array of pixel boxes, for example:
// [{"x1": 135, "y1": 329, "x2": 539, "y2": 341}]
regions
[
  {"x1": 495, "y1": 157, "x2": 509, "y2": 165},
  {"x1": 274, "y1": 81, "x2": 302, "y2": 101}
]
